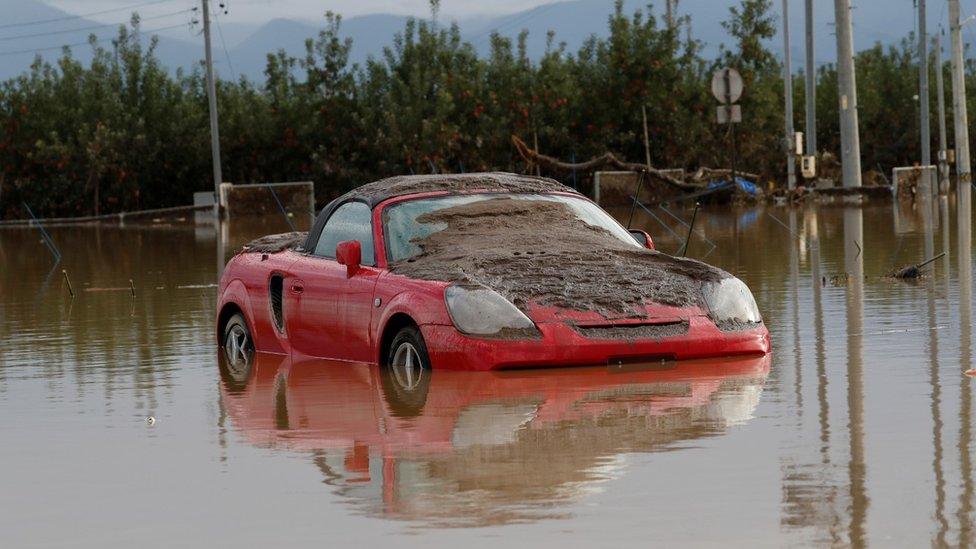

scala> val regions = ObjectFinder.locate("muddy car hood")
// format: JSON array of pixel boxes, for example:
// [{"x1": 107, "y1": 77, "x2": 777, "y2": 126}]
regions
[{"x1": 389, "y1": 197, "x2": 730, "y2": 319}]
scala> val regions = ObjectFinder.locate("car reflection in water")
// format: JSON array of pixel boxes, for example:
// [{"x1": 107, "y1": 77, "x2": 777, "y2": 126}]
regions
[{"x1": 219, "y1": 351, "x2": 771, "y2": 527}]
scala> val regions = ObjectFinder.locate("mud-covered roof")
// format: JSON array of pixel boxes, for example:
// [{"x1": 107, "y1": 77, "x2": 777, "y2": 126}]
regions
[
  {"x1": 338, "y1": 172, "x2": 577, "y2": 208},
  {"x1": 305, "y1": 172, "x2": 578, "y2": 252},
  {"x1": 243, "y1": 231, "x2": 307, "y2": 253}
]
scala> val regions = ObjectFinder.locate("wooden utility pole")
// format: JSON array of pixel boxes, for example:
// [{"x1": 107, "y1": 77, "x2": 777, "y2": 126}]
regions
[
  {"x1": 935, "y1": 31, "x2": 949, "y2": 194},
  {"x1": 202, "y1": 0, "x2": 223, "y2": 217},
  {"x1": 804, "y1": 0, "x2": 816, "y2": 156},
  {"x1": 783, "y1": 0, "x2": 796, "y2": 189},
  {"x1": 949, "y1": 0, "x2": 972, "y2": 195},
  {"x1": 834, "y1": 0, "x2": 862, "y2": 188}
]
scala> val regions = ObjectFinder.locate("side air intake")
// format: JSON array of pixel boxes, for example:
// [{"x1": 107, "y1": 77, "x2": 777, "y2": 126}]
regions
[{"x1": 270, "y1": 275, "x2": 285, "y2": 333}]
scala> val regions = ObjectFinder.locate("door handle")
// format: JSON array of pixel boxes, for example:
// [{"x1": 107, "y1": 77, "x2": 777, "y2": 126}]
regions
[{"x1": 290, "y1": 283, "x2": 304, "y2": 294}]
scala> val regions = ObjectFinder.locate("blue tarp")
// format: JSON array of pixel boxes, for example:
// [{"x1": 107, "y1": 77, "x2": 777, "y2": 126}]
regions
[{"x1": 707, "y1": 177, "x2": 760, "y2": 196}]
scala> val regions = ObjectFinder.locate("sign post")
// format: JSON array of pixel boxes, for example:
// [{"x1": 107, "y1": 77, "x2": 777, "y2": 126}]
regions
[{"x1": 712, "y1": 68, "x2": 743, "y2": 190}]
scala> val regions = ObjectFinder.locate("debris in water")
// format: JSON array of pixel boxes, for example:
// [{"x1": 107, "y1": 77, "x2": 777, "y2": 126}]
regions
[
  {"x1": 890, "y1": 252, "x2": 946, "y2": 279},
  {"x1": 84, "y1": 287, "x2": 133, "y2": 292},
  {"x1": 824, "y1": 273, "x2": 849, "y2": 286},
  {"x1": 62, "y1": 269, "x2": 74, "y2": 297}
]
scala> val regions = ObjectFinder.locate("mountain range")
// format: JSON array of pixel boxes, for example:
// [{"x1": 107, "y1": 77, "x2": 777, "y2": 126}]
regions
[{"x1": 0, "y1": 0, "x2": 938, "y2": 82}]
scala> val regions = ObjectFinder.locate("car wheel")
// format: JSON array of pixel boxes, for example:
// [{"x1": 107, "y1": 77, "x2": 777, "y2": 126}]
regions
[
  {"x1": 382, "y1": 325, "x2": 431, "y2": 416},
  {"x1": 221, "y1": 313, "x2": 254, "y2": 389}
]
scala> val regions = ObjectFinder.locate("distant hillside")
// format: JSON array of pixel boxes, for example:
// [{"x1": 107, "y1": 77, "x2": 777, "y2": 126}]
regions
[
  {"x1": 0, "y1": 0, "x2": 935, "y2": 82},
  {"x1": 224, "y1": 15, "x2": 412, "y2": 80}
]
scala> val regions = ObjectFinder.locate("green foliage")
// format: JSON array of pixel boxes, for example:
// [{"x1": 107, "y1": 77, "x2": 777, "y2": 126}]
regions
[{"x1": 0, "y1": 1, "x2": 961, "y2": 218}]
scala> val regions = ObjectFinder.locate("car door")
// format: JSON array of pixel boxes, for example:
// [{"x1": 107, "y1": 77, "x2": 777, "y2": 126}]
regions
[{"x1": 286, "y1": 201, "x2": 380, "y2": 362}]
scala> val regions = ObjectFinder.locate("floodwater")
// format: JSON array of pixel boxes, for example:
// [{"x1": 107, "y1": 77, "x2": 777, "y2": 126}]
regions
[{"x1": 1, "y1": 194, "x2": 974, "y2": 547}]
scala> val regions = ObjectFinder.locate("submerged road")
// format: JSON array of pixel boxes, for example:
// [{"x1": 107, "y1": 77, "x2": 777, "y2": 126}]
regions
[{"x1": 1, "y1": 200, "x2": 974, "y2": 547}]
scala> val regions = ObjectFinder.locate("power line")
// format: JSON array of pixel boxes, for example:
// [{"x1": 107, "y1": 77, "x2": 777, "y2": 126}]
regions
[
  {"x1": 0, "y1": 22, "x2": 194, "y2": 57},
  {"x1": 468, "y1": 3, "x2": 562, "y2": 46},
  {"x1": 213, "y1": 10, "x2": 237, "y2": 78},
  {"x1": 0, "y1": 8, "x2": 195, "y2": 43},
  {"x1": 0, "y1": 0, "x2": 179, "y2": 31}
]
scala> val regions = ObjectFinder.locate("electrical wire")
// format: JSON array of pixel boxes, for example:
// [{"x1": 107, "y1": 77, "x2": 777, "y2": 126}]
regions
[
  {"x1": 0, "y1": 8, "x2": 195, "y2": 43},
  {"x1": 0, "y1": 22, "x2": 193, "y2": 57},
  {"x1": 213, "y1": 9, "x2": 237, "y2": 78},
  {"x1": 0, "y1": 0, "x2": 179, "y2": 31},
  {"x1": 468, "y1": 3, "x2": 561, "y2": 46}
]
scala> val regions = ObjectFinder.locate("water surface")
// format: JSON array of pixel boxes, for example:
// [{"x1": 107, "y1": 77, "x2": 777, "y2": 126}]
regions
[{"x1": 1, "y1": 197, "x2": 974, "y2": 547}]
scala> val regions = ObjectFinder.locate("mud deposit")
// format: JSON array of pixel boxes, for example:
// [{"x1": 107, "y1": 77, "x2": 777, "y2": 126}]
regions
[
  {"x1": 391, "y1": 198, "x2": 727, "y2": 316},
  {"x1": 573, "y1": 321, "x2": 690, "y2": 340},
  {"x1": 343, "y1": 172, "x2": 575, "y2": 205}
]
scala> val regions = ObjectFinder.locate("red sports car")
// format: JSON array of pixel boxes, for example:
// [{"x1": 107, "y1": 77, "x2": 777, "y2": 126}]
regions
[{"x1": 216, "y1": 173, "x2": 769, "y2": 373}]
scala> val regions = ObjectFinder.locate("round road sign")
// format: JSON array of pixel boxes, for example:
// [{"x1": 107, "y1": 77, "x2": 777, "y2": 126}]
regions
[{"x1": 711, "y1": 68, "x2": 743, "y2": 104}]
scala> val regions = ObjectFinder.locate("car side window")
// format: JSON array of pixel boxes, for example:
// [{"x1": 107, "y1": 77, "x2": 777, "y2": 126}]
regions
[{"x1": 313, "y1": 201, "x2": 375, "y2": 266}]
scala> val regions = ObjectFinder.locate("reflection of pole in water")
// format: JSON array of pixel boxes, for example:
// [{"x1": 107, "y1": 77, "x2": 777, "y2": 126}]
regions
[
  {"x1": 957, "y1": 186, "x2": 973, "y2": 545},
  {"x1": 216, "y1": 217, "x2": 227, "y2": 282},
  {"x1": 920, "y1": 178, "x2": 936, "y2": 266},
  {"x1": 807, "y1": 208, "x2": 830, "y2": 451},
  {"x1": 843, "y1": 207, "x2": 868, "y2": 546},
  {"x1": 790, "y1": 209, "x2": 803, "y2": 413},
  {"x1": 809, "y1": 207, "x2": 842, "y2": 540},
  {"x1": 942, "y1": 197, "x2": 952, "y2": 289},
  {"x1": 926, "y1": 201, "x2": 948, "y2": 544}
]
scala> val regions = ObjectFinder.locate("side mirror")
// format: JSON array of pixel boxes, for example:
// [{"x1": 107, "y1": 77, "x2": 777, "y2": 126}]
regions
[
  {"x1": 629, "y1": 229, "x2": 655, "y2": 250},
  {"x1": 336, "y1": 240, "x2": 362, "y2": 276}
]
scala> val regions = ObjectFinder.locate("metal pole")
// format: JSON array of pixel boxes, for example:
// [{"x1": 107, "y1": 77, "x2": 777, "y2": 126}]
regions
[
  {"x1": 642, "y1": 104, "x2": 652, "y2": 169},
  {"x1": 949, "y1": 0, "x2": 972, "y2": 197},
  {"x1": 935, "y1": 30, "x2": 949, "y2": 194},
  {"x1": 804, "y1": 0, "x2": 816, "y2": 156},
  {"x1": 725, "y1": 71, "x2": 737, "y2": 187},
  {"x1": 834, "y1": 0, "x2": 862, "y2": 188},
  {"x1": 783, "y1": 0, "x2": 796, "y2": 189},
  {"x1": 202, "y1": 0, "x2": 223, "y2": 218},
  {"x1": 919, "y1": 0, "x2": 932, "y2": 198}
]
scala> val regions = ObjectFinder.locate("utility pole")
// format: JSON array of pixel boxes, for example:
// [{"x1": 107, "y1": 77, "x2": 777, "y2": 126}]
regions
[
  {"x1": 783, "y1": 0, "x2": 796, "y2": 189},
  {"x1": 804, "y1": 0, "x2": 816, "y2": 156},
  {"x1": 949, "y1": 0, "x2": 972, "y2": 196},
  {"x1": 202, "y1": 0, "x2": 223, "y2": 218},
  {"x1": 666, "y1": 0, "x2": 674, "y2": 30},
  {"x1": 935, "y1": 30, "x2": 949, "y2": 194},
  {"x1": 834, "y1": 0, "x2": 862, "y2": 188},
  {"x1": 919, "y1": 0, "x2": 932, "y2": 197}
]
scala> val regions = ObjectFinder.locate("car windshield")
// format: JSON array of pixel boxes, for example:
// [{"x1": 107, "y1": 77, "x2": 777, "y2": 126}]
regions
[{"x1": 382, "y1": 193, "x2": 641, "y2": 263}]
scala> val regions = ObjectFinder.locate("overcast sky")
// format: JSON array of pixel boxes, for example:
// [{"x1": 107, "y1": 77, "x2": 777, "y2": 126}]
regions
[{"x1": 47, "y1": 0, "x2": 569, "y2": 22}]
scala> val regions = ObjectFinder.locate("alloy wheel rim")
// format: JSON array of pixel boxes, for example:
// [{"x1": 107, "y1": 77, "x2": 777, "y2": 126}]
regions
[
  {"x1": 391, "y1": 342, "x2": 424, "y2": 391},
  {"x1": 225, "y1": 324, "x2": 251, "y2": 367}
]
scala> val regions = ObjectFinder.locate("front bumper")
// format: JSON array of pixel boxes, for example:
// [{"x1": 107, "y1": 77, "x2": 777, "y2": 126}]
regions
[{"x1": 421, "y1": 315, "x2": 771, "y2": 371}]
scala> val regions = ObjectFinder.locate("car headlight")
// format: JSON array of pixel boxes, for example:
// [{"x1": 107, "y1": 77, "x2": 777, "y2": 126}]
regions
[
  {"x1": 702, "y1": 277, "x2": 762, "y2": 324},
  {"x1": 445, "y1": 284, "x2": 540, "y2": 338}
]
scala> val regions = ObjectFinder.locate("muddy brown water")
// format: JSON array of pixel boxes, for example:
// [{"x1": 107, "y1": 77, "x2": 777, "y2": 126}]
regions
[{"x1": 1, "y1": 197, "x2": 974, "y2": 547}]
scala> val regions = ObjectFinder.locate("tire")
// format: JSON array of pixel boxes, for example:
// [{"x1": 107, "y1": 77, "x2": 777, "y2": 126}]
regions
[
  {"x1": 381, "y1": 325, "x2": 431, "y2": 416},
  {"x1": 220, "y1": 313, "x2": 254, "y2": 391}
]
